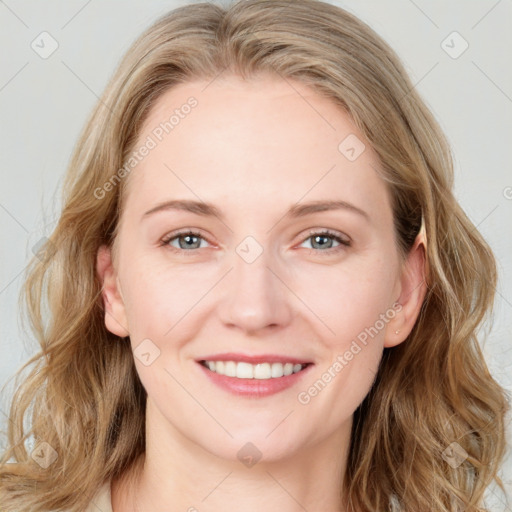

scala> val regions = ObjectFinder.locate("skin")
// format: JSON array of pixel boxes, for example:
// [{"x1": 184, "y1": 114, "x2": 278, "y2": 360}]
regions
[{"x1": 96, "y1": 73, "x2": 427, "y2": 511}]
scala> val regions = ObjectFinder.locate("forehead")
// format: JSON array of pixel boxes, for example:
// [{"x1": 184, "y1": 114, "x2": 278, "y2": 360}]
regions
[{"x1": 122, "y1": 74, "x2": 391, "y2": 225}]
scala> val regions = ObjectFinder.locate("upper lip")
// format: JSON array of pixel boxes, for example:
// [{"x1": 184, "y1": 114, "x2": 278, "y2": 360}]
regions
[{"x1": 198, "y1": 353, "x2": 313, "y2": 365}]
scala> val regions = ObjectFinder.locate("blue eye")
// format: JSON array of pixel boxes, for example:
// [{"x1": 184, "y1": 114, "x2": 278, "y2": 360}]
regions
[
  {"x1": 161, "y1": 230, "x2": 209, "y2": 252},
  {"x1": 160, "y1": 229, "x2": 351, "y2": 256},
  {"x1": 300, "y1": 230, "x2": 351, "y2": 255}
]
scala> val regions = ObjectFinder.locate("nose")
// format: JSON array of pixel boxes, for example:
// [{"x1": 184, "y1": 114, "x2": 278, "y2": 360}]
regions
[{"x1": 217, "y1": 246, "x2": 294, "y2": 335}]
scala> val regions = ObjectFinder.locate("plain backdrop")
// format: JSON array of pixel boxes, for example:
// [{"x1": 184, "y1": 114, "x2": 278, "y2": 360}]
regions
[{"x1": 0, "y1": 0, "x2": 511, "y2": 507}]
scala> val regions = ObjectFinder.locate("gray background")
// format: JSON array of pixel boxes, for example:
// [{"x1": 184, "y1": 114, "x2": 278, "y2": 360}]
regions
[{"x1": 0, "y1": 0, "x2": 511, "y2": 507}]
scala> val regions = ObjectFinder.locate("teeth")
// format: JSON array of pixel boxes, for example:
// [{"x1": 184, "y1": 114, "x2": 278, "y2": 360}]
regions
[
  {"x1": 203, "y1": 360, "x2": 307, "y2": 379},
  {"x1": 224, "y1": 361, "x2": 237, "y2": 377}
]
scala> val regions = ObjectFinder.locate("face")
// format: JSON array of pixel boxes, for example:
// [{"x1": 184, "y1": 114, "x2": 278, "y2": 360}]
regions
[{"x1": 97, "y1": 73, "x2": 426, "y2": 464}]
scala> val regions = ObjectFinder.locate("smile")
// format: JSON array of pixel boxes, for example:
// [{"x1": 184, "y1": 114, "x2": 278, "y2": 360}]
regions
[
  {"x1": 200, "y1": 360, "x2": 309, "y2": 379},
  {"x1": 197, "y1": 359, "x2": 314, "y2": 397}
]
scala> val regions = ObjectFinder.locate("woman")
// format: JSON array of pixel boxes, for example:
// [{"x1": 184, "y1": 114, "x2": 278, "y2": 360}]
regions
[{"x1": 0, "y1": 0, "x2": 508, "y2": 510}]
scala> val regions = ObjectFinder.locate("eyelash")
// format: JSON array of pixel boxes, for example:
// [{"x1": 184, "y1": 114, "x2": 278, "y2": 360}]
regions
[{"x1": 160, "y1": 229, "x2": 351, "y2": 257}]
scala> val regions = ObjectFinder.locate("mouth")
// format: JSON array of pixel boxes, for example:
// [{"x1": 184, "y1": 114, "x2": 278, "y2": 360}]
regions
[
  {"x1": 196, "y1": 355, "x2": 314, "y2": 397},
  {"x1": 199, "y1": 360, "x2": 312, "y2": 379}
]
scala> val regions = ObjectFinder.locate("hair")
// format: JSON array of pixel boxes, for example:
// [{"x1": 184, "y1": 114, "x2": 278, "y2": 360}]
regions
[{"x1": 0, "y1": 0, "x2": 509, "y2": 510}]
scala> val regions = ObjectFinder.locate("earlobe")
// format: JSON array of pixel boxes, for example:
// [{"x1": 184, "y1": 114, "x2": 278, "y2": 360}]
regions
[
  {"x1": 384, "y1": 226, "x2": 428, "y2": 348},
  {"x1": 96, "y1": 244, "x2": 130, "y2": 338}
]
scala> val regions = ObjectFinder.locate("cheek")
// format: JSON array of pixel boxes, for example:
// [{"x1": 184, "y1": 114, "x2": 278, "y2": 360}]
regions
[
  {"x1": 293, "y1": 254, "x2": 398, "y2": 344},
  {"x1": 120, "y1": 255, "x2": 212, "y2": 336},
  {"x1": 302, "y1": 257, "x2": 398, "y2": 411},
  {"x1": 295, "y1": 262, "x2": 394, "y2": 420},
  {"x1": 121, "y1": 246, "x2": 398, "y2": 346}
]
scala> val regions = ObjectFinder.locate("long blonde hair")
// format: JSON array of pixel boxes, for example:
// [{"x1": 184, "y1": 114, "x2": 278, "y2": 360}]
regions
[{"x1": 0, "y1": 1, "x2": 508, "y2": 510}]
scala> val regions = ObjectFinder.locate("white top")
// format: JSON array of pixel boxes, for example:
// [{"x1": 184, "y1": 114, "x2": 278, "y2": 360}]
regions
[{"x1": 85, "y1": 481, "x2": 113, "y2": 512}]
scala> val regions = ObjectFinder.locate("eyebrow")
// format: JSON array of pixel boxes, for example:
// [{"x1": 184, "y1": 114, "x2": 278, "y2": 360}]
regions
[{"x1": 141, "y1": 199, "x2": 370, "y2": 222}]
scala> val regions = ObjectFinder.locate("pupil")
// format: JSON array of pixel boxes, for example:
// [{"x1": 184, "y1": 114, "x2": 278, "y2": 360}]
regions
[
  {"x1": 314, "y1": 235, "x2": 331, "y2": 249},
  {"x1": 181, "y1": 235, "x2": 199, "y2": 249}
]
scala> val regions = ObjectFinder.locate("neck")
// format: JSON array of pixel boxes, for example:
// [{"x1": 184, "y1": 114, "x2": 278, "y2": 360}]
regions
[{"x1": 111, "y1": 400, "x2": 351, "y2": 512}]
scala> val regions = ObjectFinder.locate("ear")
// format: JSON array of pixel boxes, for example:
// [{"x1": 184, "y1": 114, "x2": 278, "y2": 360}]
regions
[
  {"x1": 384, "y1": 227, "x2": 428, "y2": 348},
  {"x1": 96, "y1": 244, "x2": 130, "y2": 338}
]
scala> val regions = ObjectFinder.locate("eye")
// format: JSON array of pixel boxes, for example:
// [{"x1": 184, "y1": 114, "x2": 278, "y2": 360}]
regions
[
  {"x1": 160, "y1": 228, "x2": 351, "y2": 256},
  {"x1": 298, "y1": 229, "x2": 351, "y2": 256},
  {"x1": 160, "y1": 230, "x2": 211, "y2": 254}
]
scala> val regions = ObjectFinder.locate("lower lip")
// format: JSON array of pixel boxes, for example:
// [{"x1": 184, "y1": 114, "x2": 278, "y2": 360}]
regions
[{"x1": 197, "y1": 362, "x2": 314, "y2": 397}]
